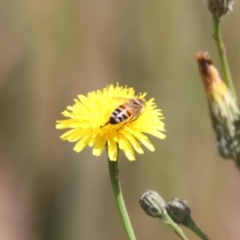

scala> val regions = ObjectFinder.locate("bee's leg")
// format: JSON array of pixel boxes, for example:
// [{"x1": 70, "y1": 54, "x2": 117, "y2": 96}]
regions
[
  {"x1": 126, "y1": 116, "x2": 137, "y2": 126},
  {"x1": 100, "y1": 121, "x2": 109, "y2": 128}
]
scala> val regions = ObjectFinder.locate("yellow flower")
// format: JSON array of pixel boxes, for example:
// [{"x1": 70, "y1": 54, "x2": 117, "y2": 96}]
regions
[{"x1": 56, "y1": 84, "x2": 166, "y2": 161}]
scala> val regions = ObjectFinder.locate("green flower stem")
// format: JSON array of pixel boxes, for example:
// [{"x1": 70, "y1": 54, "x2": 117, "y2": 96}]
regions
[
  {"x1": 212, "y1": 15, "x2": 237, "y2": 100},
  {"x1": 186, "y1": 220, "x2": 210, "y2": 240},
  {"x1": 161, "y1": 212, "x2": 189, "y2": 240},
  {"x1": 108, "y1": 158, "x2": 136, "y2": 240}
]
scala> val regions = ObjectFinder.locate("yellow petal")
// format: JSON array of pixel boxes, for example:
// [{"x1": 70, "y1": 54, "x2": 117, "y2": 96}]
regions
[
  {"x1": 120, "y1": 132, "x2": 144, "y2": 154},
  {"x1": 78, "y1": 94, "x2": 92, "y2": 109},
  {"x1": 118, "y1": 137, "x2": 135, "y2": 161},
  {"x1": 92, "y1": 137, "x2": 106, "y2": 156},
  {"x1": 128, "y1": 129, "x2": 155, "y2": 151},
  {"x1": 73, "y1": 134, "x2": 92, "y2": 152},
  {"x1": 107, "y1": 137, "x2": 118, "y2": 161},
  {"x1": 142, "y1": 129, "x2": 166, "y2": 139},
  {"x1": 61, "y1": 128, "x2": 91, "y2": 141}
]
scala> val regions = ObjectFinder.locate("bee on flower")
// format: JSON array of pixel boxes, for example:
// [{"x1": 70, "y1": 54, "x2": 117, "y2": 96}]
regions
[
  {"x1": 56, "y1": 84, "x2": 166, "y2": 161},
  {"x1": 102, "y1": 97, "x2": 145, "y2": 126}
]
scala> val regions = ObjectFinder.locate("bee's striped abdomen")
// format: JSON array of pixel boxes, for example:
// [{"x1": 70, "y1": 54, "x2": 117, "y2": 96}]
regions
[
  {"x1": 109, "y1": 106, "x2": 131, "y2": 124},
  {"x1": 103, "y1": 97, "x2": 145, "y2": 126}
]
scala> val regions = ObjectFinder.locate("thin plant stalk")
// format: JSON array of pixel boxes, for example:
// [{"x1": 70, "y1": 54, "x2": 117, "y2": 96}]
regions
[
  {"x1": 185, "y1": 220, "x2": 210, "y2": 240},
  {"x1": 162, "y1": 214, "x2": 189, "y2": 240},
  {"x1": 186, "y1": 220, "x2": 210, "y2": 240},
  {"x1": 212, "y1": 15, "x2": 237, "y2": 100},
  {"x1": 108, "y1": 155, "x2": 136, "y2": 240}
]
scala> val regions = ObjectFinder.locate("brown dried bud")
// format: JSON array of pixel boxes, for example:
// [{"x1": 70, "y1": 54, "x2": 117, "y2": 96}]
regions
[
  {"x1": 195, "y1": 51, "x2": 240, "y2": 163},
  {"x1": 195, "y1": 51, "x2": 239, "y2": 124}
]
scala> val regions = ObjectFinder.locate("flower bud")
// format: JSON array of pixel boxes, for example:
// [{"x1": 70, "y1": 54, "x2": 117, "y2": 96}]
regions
[
  {"x1": 166, "y1": 198, "x2": 192, "y2": 225},
  {"x1": 139, "y1": 190, "x2": 166, "y2": 218},
  {"x1": 206, "y1": 0, "x2": 234, "y2": 18},
  {"x1": 195, "y1": 51, "x2": 240, "y2": 163},
  {"x1": 167, "y1": 198, "x2": 211, "y2": 240}
]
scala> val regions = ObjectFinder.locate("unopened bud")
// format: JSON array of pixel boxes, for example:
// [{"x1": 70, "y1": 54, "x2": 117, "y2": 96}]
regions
[
  {"x1": 167, "y1": 198, "x2": 211, "y2": 240},
  {"x1": 166, "y1": 198, "x2": 193, "y2": 225},
  {"x1": 139, "y1": 190, "x2": 166, "y2": 218},
  {"x1": 206, "y1": 0, "x2": 234, "y2": 18}
]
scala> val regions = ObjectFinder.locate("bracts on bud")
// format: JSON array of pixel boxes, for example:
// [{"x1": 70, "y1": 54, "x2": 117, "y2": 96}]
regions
[
  {"x1": 206, "y1": 0, "x2": 234, "y2": 18},
  {"x1": 139, "y1": 190, "x2": 167, "y2": 218}
]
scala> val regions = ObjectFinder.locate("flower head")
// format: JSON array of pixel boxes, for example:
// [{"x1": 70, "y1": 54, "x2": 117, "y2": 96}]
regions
[
  {"x1": 206, "y1": 0, "x2": 234, "y2": 18},
  {"x1": 195, "y1": 52, "x2": 240, "y2": 163},
  {"x1": 166, "y1": 198, "x2": 192, "y2": 225},
  {"x1": 195, "y1": 52, "x2": 240, "y2": 124},
  {"x1": 166, "y1": 198, "x2": 210, "y2": 240},
  {"x1": 56, "y1": 84, "x2": 165, "y2": 161},
  {"x1": 139, "y1": 190, "x2": 166, "y2": 218}
]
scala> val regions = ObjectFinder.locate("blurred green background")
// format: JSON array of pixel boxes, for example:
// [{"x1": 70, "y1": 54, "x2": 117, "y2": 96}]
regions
[{"x1": 0, "y1": 0, "x2": 240, "y2": 240}]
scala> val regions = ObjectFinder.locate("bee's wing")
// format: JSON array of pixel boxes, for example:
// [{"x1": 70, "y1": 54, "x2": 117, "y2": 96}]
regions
[{"x1": 112, "y1": 97, "x2": 130, "y2": 102}]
